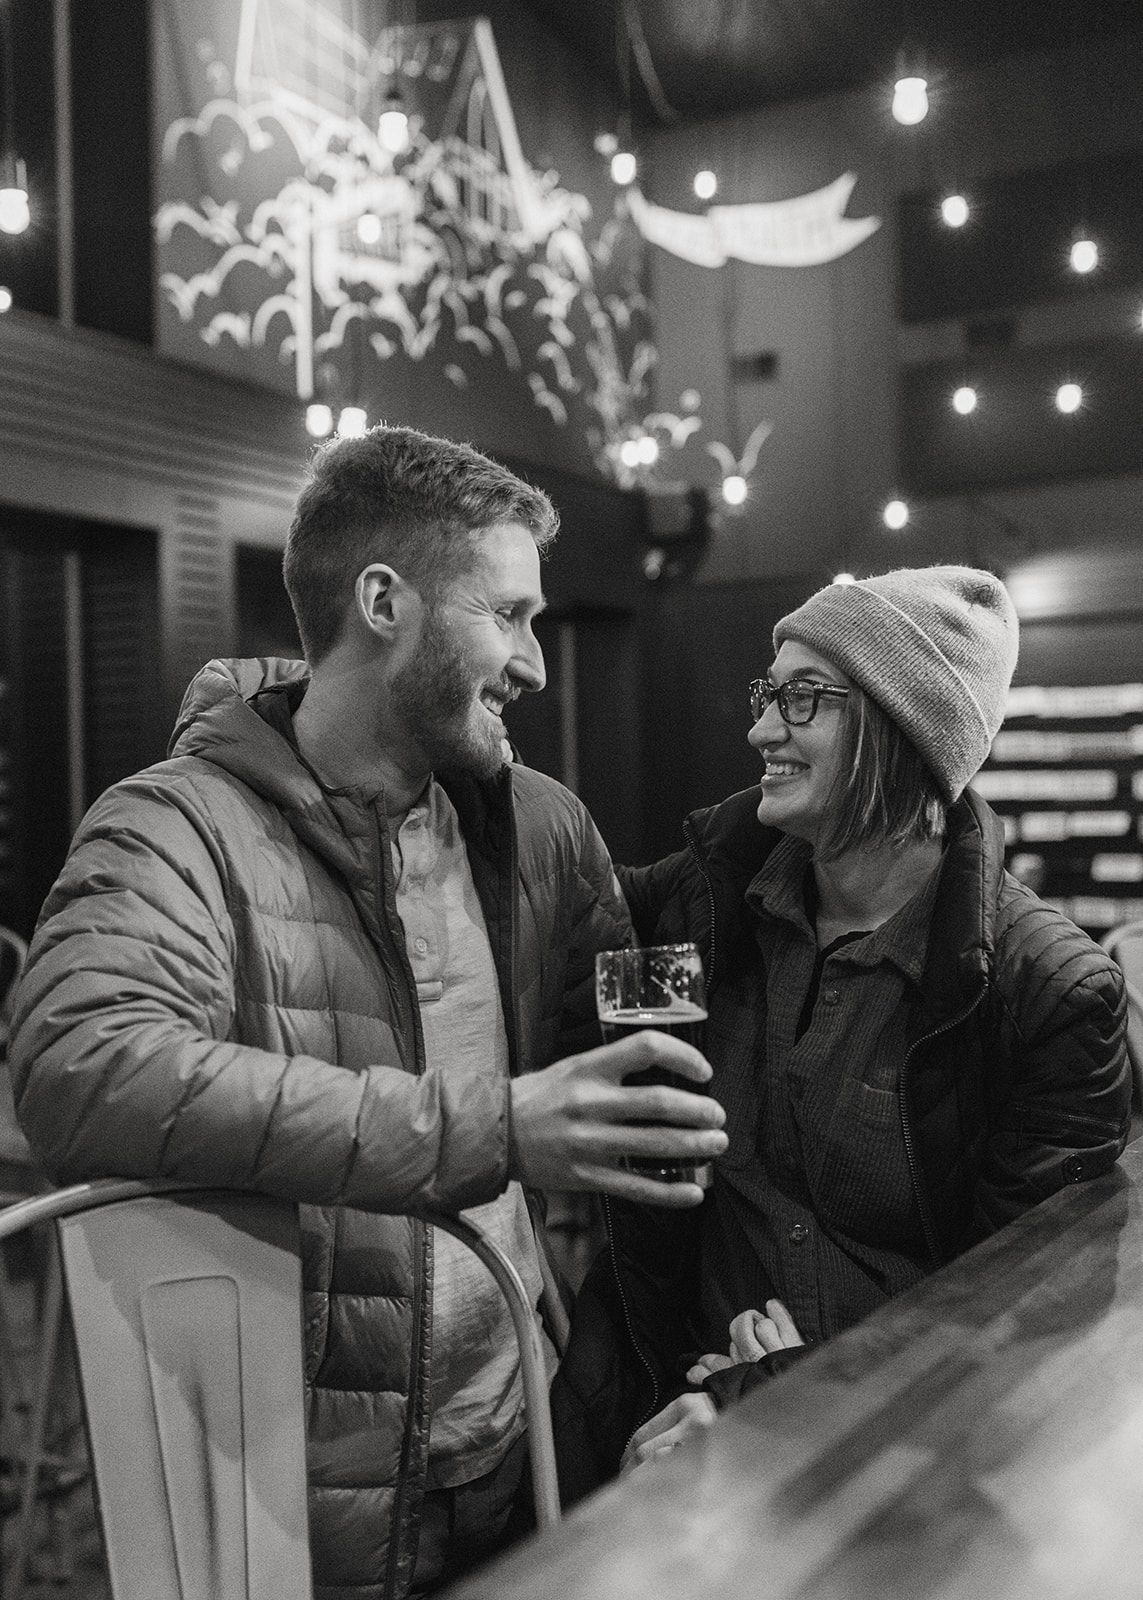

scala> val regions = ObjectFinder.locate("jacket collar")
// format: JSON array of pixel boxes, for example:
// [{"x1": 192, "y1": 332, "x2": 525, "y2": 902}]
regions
[{"x1": 684, "y1": 784, "x2": 1006, "y2": 1022}]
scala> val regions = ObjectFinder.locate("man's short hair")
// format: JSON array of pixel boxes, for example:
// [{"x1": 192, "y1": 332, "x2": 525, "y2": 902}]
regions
[
  {"x1": 816, "y1": 683, "x2": 947, "y2": 860},
  {"x1": 283, "y1": 425, "x2": 559, "y2": 664}
]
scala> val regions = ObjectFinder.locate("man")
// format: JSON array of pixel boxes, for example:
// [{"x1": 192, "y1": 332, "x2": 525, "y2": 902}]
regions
[{"x1": 9, "y1": 425, "x2": 727, "y2": 1599}]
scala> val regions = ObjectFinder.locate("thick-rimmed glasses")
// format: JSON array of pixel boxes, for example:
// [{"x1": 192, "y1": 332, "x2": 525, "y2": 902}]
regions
[{"x1": 749, "y1": 677, "x2": 850, "y2": 726}]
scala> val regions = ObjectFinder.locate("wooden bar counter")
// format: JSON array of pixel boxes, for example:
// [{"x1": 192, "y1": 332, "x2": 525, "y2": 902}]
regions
[{"x1": 447, "y1": 1136, "x2": 1143, "y2": 1600}]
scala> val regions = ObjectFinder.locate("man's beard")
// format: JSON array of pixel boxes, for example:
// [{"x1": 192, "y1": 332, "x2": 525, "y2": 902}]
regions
[{"x1": 389, "y1": 606, "x2": 511, "y2": 780}]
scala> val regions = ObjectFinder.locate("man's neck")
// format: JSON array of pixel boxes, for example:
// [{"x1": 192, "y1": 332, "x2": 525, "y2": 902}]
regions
[
  {"x1": 291, "y1": 667, "x2": 429, "y2": 823},
  {"x1": 811, "y1": 835, "x2": 943, "y2": 945}
]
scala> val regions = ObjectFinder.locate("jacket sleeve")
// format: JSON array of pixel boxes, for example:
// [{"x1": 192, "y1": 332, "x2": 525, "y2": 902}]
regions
[
  {"x1": 969, "y1": 895, "x2": 1131, "y2": 1241},
  {"x1": 617, "y1": 851, "x2": 692, "y2": 947},
  {"x1": 8, "y1": 780, "x2": 507, "y2": 1215}
]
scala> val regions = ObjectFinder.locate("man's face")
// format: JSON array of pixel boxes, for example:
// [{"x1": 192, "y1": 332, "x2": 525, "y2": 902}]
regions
[{"x1": 390, "y1": 521, "x2": 547, "y2": 779}]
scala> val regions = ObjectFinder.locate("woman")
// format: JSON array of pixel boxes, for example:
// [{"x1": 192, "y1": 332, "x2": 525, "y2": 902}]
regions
[{"x1": 552, "y1": 564, "x2": 1130, "y2": 1495}]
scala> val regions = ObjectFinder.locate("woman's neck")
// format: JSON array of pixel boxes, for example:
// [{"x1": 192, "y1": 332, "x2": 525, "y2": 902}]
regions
[{"x1": 811, "y1": 835, "x2": 944, "y2": 946}]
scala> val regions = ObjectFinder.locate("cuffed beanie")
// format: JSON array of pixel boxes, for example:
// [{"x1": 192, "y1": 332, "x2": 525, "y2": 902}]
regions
[{"x1": 773, "y1": 565, "x2": 1019, "y2": 801}]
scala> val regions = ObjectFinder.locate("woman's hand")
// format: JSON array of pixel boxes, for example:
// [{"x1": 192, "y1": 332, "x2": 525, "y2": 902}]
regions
[
  {"x1": 728, "y1": 1298, "x2": 804, "y2": 1363},
  {"x1": 619, "y1": 1393, "x2": 718, "y2": 1474}
]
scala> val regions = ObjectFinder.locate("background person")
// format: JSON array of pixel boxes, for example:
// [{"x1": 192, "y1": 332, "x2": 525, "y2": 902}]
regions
[
  {"x1": 553, "y1": 564, "x2": 1130, "y2": 1492},
  {"x1": 9, "y1": 425, "x2": 727, "y2": 1598}
]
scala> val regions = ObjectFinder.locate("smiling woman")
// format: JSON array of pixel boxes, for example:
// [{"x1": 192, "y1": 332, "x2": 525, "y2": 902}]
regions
[{"x1": 550, "y1": 564, "x2": 1132, "y2": 1503}]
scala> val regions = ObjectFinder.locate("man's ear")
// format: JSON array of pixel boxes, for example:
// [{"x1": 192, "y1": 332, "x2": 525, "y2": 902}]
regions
[{"x1": 355, "y1": 564, "x2": 420, "y2": 639}]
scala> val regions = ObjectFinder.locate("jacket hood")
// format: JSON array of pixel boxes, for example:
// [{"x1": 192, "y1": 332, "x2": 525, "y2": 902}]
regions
[{"x1": 168, "y1": 657, "x2": 321, "y2": 814}]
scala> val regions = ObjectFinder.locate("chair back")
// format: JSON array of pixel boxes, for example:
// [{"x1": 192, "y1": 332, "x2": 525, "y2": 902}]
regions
[
  {"x1": 38, "y1": 1186, "x2": 310, "y2": 1600},
  {"x1": 1102, "y1": 920, "x2": 1143, "y2": 1108}
]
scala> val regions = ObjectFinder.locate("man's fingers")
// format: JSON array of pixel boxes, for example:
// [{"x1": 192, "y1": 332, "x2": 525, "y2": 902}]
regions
[
  {"x1": 686, "y1": 1353, "x2": 733, "y2": 1384},
  {"x1": 585, "y1": 1030, "x2": 713, "y2": 1086},
  {"x1": 728, "y1": 1310, "x2": 768, "y2": 1361},
  {"x1": 577, "y1": 1164, "x2": 710, "y2": 1208}
]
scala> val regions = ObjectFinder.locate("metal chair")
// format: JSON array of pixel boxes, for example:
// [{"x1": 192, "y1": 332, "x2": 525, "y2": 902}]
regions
[
  {"x1": 0, "y1": 1180, "x2": 560, "y2": 1599},
  {"x1": 1101, "y1": 919, "x2": 1143, "y2": 1110}
]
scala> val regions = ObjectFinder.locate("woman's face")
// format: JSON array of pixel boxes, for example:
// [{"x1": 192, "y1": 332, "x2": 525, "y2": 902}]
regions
[{"x1": 749, "y1": 641, "x2": 851, "y2": 845}]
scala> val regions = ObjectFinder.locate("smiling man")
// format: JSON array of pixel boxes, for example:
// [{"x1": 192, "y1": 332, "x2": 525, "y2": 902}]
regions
[{"x1": 9, "y1": 425, "x2": 727, "y2": 1599}]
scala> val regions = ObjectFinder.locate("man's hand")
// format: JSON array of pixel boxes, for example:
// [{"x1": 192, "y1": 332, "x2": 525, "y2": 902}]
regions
[
  {"x1": 620, "y1": 1394, "x2": 717, "y2": 1473},
  {"x1": 508, "y1": 1031, "x2": 727, "y2": 1208}
]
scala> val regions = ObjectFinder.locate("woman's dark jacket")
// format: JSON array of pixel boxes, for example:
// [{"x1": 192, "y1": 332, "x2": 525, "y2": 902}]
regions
[{"x1": 551, "y1": 786, "x2": 1130, "y2": 1502}]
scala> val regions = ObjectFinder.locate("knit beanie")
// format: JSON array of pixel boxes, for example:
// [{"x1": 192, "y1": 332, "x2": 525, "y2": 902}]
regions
[{"x1": 773, "y1": 565, "x2": 1019, "y2": 802}]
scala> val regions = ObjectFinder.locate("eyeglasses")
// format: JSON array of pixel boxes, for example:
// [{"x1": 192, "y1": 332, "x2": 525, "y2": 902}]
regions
[{"x1": 749, "y1": 677, "x2": 850, "y2": 726}]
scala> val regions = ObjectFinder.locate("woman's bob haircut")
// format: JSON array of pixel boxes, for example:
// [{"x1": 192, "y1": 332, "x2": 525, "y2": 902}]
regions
[{"x1": 816, "y1": 681, "x2": 947, "y2": 860}]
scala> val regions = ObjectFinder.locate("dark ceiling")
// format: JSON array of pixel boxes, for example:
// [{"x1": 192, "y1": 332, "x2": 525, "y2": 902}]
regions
[{"x1": 518, "y1": 0, "x2": 1143, "y2": 127}]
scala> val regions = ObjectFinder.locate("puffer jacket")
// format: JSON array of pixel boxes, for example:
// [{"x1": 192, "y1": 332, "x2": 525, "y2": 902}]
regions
[
  {"x1": 551, "y1": 785, "x2": 1130, "y2": 1500},
  {"x1": 9, "y1": 657, "x2": 630, "y2": 1600}
]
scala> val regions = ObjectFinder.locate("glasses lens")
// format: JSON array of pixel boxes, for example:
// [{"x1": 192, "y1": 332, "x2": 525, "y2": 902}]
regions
[
  {"x1": 749, "y1": 680, "x2": 771, "y2": 720},
  {"x1": 781, "y1": 683, "x2": 818, "y2": 724}
]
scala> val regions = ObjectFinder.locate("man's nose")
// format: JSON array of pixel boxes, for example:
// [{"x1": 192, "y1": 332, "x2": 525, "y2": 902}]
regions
[{"x1": 512, "y1": 629, "x2": 546, "y2": 693}]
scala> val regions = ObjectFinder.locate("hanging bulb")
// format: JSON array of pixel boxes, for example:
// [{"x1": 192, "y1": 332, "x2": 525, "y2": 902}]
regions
[
  {"x1": 941, "y1": 194, "x2": 969, "y2": 227},
  {"x1": 378, "y1": 87, "x2": 409, "y2": 156},
  {"x1": 611, "y1": 149, "x2": 637, "y2": 185},
  {"x1": 635, "y1": 434, "x2": 659, "y2": 467},
  {"x1": 305, "y1": 404, "x2": 334, "y2": 438},
  {"x1": 337, "y1": 406, "x2": 368, "y2": 437},
  {"x1": 0, "y1": 155, "x2": 30, "y2": 235},
  {"x1": 721, "y1": 474, "x2": 748, "y2": 507},
  {"x1": 892, "y1": 76, "x2": 929, "y2": 126},
  {"x1": 883, "y1": 498, "x2": 910, "y2": 530},
  {"x1": 694, "y1": 170, "x2": 717, "y2": 201},
  {"x1": 952, "y1": 386, "x2": 978, "y2": 415},
  {"x1": 833, "y1": 572, "x2": 857, "y2": 585},
  {"x1": 1069, "y1": 237, "x2": 1098, "y2": 274},
  {"x1": 1055, "y1": 383, "x2": 1083, "y2": 414}
]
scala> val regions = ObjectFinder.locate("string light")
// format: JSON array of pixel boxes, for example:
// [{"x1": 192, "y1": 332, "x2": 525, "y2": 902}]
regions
[
  {"x1": 1055, "y1": 383, "x2": 1083, "y2": 414},
  {"x1": 377, "y1": 88, "x2": 409, "y2": 156},
  {"x1": 892, "y1": 76, "x2": 929, "y2": 126},
  {"x1": 940, "y1": 194, "x2": 969, "y2": 227},
  {"x1": 694, "y1": 170, "x2": 717, "y2": 201},
  {"x1": 337, "y1": 406, "x2": 368, "y2": 436},
  {"x1": 883, "y1": 498, "x2": 910, "y2": 530},
  {"x1": 1069, "y1": 237, "x2": 1098, "y2": 274},
  {"x1": 721, "y1": 474, "x2": 747, "y2": 506},
  {"x1": 0, "y1": 154, "x2": 29, "y2": 235},
  {"x1": 305, "y1": 404, "x2": 334, "y2": 438},
  {"x1": 610, "y1": 149, "x2": 637, "y2": 185},
  {"x1": 357, "y1": 214, "x2": 383, "y2": 247},
  {"x1": 0, "y1": 285, "x2": 11, "y2": 312},
  {"x1": 952, "y1": 386, "x2": 978, "y2": 415},
  {"x1": 833, "y1": 572, "x2": 857, "y2": 585}
]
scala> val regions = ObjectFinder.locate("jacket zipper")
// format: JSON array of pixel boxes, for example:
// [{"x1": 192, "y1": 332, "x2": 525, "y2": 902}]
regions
[
  {"x1": 604, "y1": 1195, "x2": 664, "y2": 1444},
  {"x1": 613, "y1": 818, "x2": 716, "y2": 1448},
  {"x1": 373, "y1": 807, "x2": 431, "y2": 1600},
  {"x1": 899, "y1": 988, "x2": 986, "y2": 1268}
]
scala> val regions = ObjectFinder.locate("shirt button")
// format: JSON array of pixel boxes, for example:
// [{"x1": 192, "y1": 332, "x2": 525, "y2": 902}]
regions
[
  {"x1": 414, "y1": 937, "x2": 428, "y2": 954},
  {"x1": 789, "y1": 1223, "x2": 810, "y2": 1244},
  {"x1": 822, "y1": 988, "x2": 839, "y2": 1005}
]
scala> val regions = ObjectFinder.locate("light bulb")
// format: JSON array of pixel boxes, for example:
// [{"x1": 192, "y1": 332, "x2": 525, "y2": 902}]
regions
[
  {"x1": 883, "y1": 498, "x2": 909, "y2": 530},
  {"x1": 1055, "y1": 383, "x2": 1082, "y2": 414},
  {"x1": 694, "y1": 170, "x2": 717, "y2": 201},
  {"x1": 306, "y1": 403, "x2": 334, "y2": 438},
  {"x1": 357, "y1": 213, "x2": 383, "y2": 246},
  {"x1": 0, "y1": 185, "x2": 30, "y2": 235},
  {"x1": 722, "y1": 474, "x2": 748, "y2": 506},
  {"x1": 892, "y1": 76, "x2": 929, "y2": 126},
  {"x1": 635, "y1": 434, "x2": 659, "y2": 466},
  {"x1": 337, "y1": 406, "x2": 368, "y2": 437},
  {"x1": 1069, "y1": 238, "x2": 1098, "y2": 274},
  {"x1": 833, "y1": 572, "x2": 857, "y2": 585},
  {"x1": 941, "y1": 194, "x2": 969, "y2": 227},
  {"x1": 611, "y1": 150, "x2": 637, "y2": 186},
  {"x1": 619, "y1": 438, "x2": 642, "y2": 469},
  {"x1": 0, "y1": 286, "x2": 12, "y2": 313},
  {"x1": 378, "y1": 91, "x2": 409, "y2": 156},
  {"x1": 952, "y1": 386, "x2": 977, "y2": 415}
]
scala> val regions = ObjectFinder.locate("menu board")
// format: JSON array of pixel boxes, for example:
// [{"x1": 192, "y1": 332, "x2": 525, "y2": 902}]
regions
[{"x1": 973, "y1": 684, "x2": 1143, "y2": 934}]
